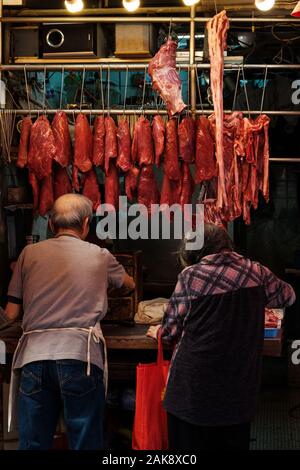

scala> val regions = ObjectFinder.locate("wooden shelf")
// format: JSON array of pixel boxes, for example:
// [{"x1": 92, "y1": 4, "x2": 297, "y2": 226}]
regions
[{"x1": 4, "y1": 203, "x2": 33, "y2": 211}]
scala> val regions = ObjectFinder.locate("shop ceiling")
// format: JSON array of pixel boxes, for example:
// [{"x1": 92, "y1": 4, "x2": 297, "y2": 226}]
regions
[{"x1": 4, "y1": 1, "x2": 300, "y2": 17}]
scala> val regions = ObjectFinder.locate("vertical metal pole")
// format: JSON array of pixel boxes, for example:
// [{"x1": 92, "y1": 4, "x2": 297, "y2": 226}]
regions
[
  {"x1": 0, "y1": 0, "x2": 2, "y2": 86},
  {"x1": 189, "y1": 5, "x2": 196, "y2": 116}
]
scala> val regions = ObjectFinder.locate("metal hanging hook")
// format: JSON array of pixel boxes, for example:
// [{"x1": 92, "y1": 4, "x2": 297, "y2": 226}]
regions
[
  {"x1": 195, "y1": 65, "x2": 204, "y2": 113},
  {"x1": 260, "y1": 65, "x2": 268, "y2": 115},
  {"x1": 123, "y1": 65, "x2": 128, "y2": 118},
  {"x1": 59, "y1": 66, "x2": 64, "y2": 110},
  {"x1": 232, "y1": 66, "x2": 241, "y2": 112},
  {"x1": 43, "y1": 66, "x2": 47, "y2": 114},
  {"x1": 241, "y1": 66, "x2": 251, "y2": 118},
  {"x1": 23, "y1": 65, "x2": 31, "y2": 116},
  {"x1": 99, "y1": 65, "x2": 104, "y2": 114},
  {"x1": 141, "y1": 65, "x2": 147, "y2": 116},
  {"x1": 107, "y1": 65, "x2": 110, "y2": 116},
  {"x1": 80, "y1": 67, "x2": 86, "y2": 112}
]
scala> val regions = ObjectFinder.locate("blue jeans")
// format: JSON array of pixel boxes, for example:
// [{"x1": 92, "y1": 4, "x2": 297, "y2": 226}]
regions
[{"x1": 18, "y1": 360, "x2": 105, "y2": 450}]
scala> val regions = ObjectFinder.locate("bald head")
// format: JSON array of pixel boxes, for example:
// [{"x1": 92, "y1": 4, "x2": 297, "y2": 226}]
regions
[{"x1": 50, "y1": 194, "x2": 93, "y2": 233}]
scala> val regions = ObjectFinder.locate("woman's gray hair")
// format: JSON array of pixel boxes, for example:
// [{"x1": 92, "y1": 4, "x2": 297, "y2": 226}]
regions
[
  {"x1": 179, "y1": 223, "x2": 233, "y2": 268},
  {"x1": 50, "y1": 194, "x2": 93, "y2": 232}
]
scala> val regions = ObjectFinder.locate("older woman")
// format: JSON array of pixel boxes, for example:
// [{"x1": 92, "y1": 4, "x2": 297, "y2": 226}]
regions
[{"x1": 148, "y1": 223, "x2": 295, "y2": 451}]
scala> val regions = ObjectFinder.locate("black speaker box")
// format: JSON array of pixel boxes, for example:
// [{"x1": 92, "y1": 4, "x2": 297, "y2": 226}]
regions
[
  {"x1": 41, "y1": 23, "x2": 107, "y2": 58},
  {"x1": 9, "y1": 26, "x2": 39, "y2": 60}
]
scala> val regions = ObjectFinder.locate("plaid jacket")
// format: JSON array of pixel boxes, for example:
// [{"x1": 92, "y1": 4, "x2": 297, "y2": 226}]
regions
[
  {"x1": 162, "y1": 251, "x2": 295, "y2": 426},
  {"x1": 161, "y1": 251, "x2": 295, "y2": 343}
]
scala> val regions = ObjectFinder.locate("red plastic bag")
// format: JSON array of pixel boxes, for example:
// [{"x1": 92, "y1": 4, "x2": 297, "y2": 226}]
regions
[{"x1": 132, "y1": 333, "x2": 169, "y2": 450}]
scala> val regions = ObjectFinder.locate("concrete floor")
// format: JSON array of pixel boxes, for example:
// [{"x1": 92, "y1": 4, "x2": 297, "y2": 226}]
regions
[{"x1": 251, "y1": 386, "x2": 300, "y2": 450}]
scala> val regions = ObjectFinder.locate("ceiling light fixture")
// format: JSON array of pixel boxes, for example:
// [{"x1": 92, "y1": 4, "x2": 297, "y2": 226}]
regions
[
  {"x1": 291, "y1": 1, "x2": 300, "y2": 16},
  {"x1": 182, "y1": 0, "x2": 200, "y2": 5},
  {"x1": 123, "y1": 0, "x2": 140, "y2": 12},
  {"x1": 65, "y1": 0, "x2": 84, "y2": 13},
  {"x1": 255, "y1": 0, "x2": 275, "y2": 12}
]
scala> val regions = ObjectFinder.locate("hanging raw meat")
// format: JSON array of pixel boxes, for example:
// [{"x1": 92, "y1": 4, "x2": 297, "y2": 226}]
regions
[
  {"x1": 28, "y1": 115, "x2": 56, "y2": 180},
  {"x1": 148, "y1": 38, "x2": 186, "y2": 116},
  {"x1": 83, "y1": 169, "x2": 101, "y2": 211},
  {"x1": 92, "y1": 115, "x2": 105, "y2": 168},
  {"x1": 105, "y1": 161, "x2": 119, "y2": 208},
  {"x1": 53, "y1": 166, "x2": 72, "y2": 200},
  {"x1": 29, "y1": 171, "x2": 39, "y2": 211},
  {"x1": 207, "y1": 10, "x2": 229, "y2": 208},
  {"x1": 17, "y1": 117, "x2": 32, "y2": 169},
  {"x1": 180, "y1": 163, "x2": 195, "y2": 207},
  {"x1": 160, "y1": 172, "x2": 181, "y2": 206},
  {"x1": 164, "y1": 119, "x2": 181, "y2": 181},
  {"x1": 117, "y1": 118, "x2": 132, "y2": 172},
  {"x1": 104, "y1": 116, "x2": 118, "y2": 175},
  {"x1": 131, "y1": 116, "x2": 154, "y2": 166},
  {"x1": 125, "y1": 167, "x2": 140, "y2": 202},
  {"x1": 72, "y1": 165, "x2": 80, "y2": 192},
  {"x1": 178, "y1": 117, "x2": 195, "y2": 163},
  {"x1": 152, "y1": 115, "x2": 165, "y2": 167},
  {"x1": 52, "y1": 111, "x2": 71, "y2": 168},
  {"x1": 195, "y1": 116, "x2": 216, "y2": 184},
  {"x1": 74, "y1": 113, "x2": 93, "y2": 173},
  {"x1": 39, "y1": 174, "x2": 54, "y2": 216},
  {"x1": 137, "y1": 165, "x2": 160, "y2": 212}
]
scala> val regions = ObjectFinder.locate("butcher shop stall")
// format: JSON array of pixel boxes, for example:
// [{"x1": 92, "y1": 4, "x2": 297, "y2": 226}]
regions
[{"x1": 0, "y1": 0, "x2": 300, "y2": 453}]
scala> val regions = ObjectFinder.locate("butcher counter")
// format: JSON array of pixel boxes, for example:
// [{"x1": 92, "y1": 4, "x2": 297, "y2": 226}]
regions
[{"x1": 0, "y1": 321, "x2": 284, "y2": 448}]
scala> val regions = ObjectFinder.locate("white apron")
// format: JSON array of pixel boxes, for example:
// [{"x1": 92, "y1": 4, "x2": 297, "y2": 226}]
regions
[{"x1": 8, "y1": 322, "x2": 108, "y2": 432}]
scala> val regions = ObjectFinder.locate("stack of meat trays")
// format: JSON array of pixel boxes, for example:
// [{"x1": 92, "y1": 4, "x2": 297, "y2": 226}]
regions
[{"x1": 264, "y1": 308, "x2": 284, "y2": 338}]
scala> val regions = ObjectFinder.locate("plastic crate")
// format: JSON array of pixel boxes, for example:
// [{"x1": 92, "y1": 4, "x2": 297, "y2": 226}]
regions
[{"x1": 264, "y1": 328, "x2": 280, "y2": 338}]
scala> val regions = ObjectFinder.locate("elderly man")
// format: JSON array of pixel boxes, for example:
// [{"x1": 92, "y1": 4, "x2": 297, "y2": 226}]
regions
[{"x1": 5, "y1": 194, "x2": 135, "y2": 450}]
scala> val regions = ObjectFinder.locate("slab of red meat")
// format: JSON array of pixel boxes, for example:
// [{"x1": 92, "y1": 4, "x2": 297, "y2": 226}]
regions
[
  {"x1": 74, "y1": 113, "x2": 92, "y2": 173},
  {"x1": 39, "y1": 174, "x2": 53, "y2": 216},
  {"x1": 83, "y1": 169, "x2": 101, "y2": 211},
  {"x1": 105, "y1": 161, "x2": 119, "y2": 209},
  {"x1": 165, "y1": 119, "x2": 181, "y2": 181},
  {"x1": 17, "y1": 117, "x2": 32, "y2": 169},
  {"x1": 28, "y1": 115, "x2": 56, "y2": 180},
  {"x1": 92, "y1": 115, "x2": 105, "y2": 168},
  {"x1": 178, "y1": 117, "x2": 195, "y2": 163},
  {"x1": 131, "y1": 116, "x2": 154, "y2": 166},
  {"x1": 138, "y1": 165, "x2": 160, "y2": 213},
  {"x1": 125, "y1": 166, "x2": 140, "y2": 202},
  {"x1": 195, "y1": 116, "x2": 216, "y2": 184},
  {"x1": 72, "y1": 165, "x2": 80, "y2": 192},
  {"x1": 29, "y1": 171, "x2": 39, "y2": 211},
  {"x1": 207, "y1": 10, "x2": 229, "y2": 208},
  {"x1": 52, "y1": 111, "x2": 71, "y2": 168},
  {"x1": 180, "y1": 163, "x2": 195, "y2": 207},
  {"x1": 152, "y1": 115, "x2": 165, "y2": 167},
  {"x1": 160, "y1": 172, "x2": 181, "y2": 206},
  {"x1": 105, "y1": 116, "x2": 118, "y2": 175},
  {"x1": 148, "y1": 39, "x2": 186, "y2": 117},
  {"x1": 53, "y1": 166, "x2": 72, "y2": 200},
  {"x1": 204, "y1": 199, "x2": 225, "y2": 227},
  {"x1": 117, "y1": 118, "x2": 132, "y2": 172}
]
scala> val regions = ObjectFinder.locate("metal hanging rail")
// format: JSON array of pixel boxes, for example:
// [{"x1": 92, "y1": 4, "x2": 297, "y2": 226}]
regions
[
  {"x1": 8, "y1": 109, "x2": 300, "y2": 116},
  {"x1": 3, "y1": 63, "x2": 300, "y2": 71},
  {"x1": 1, "y1": 16, "x2": 300, "y2": 24}
]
